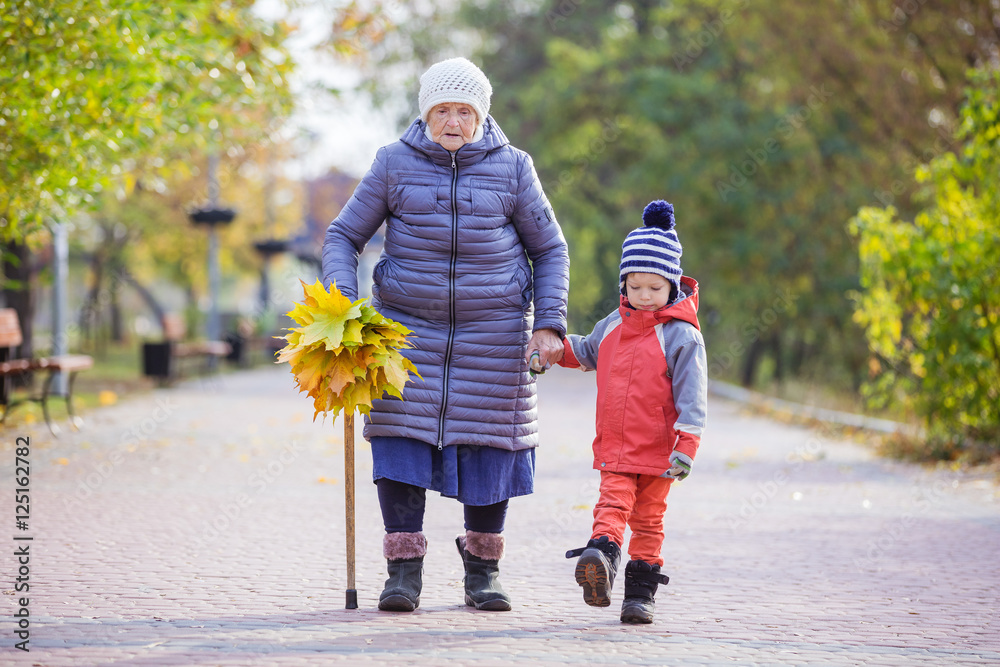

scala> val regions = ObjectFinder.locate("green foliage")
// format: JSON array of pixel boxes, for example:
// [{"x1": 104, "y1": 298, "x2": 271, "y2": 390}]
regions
[
  {"x1": 0, "y1": 0, "x2": 295, "y2": 242},
  {"x1": 850, "y1": 69, "x2": 1000, "y2": 456}
]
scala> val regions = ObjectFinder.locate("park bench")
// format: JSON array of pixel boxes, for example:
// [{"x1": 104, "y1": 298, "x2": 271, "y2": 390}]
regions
[
  {"x1": 0, "y1": 307, "x2": 94, "y2": 435},
  {"x1": 141, "y1": 314, "x2": 231, "y2": 383}
]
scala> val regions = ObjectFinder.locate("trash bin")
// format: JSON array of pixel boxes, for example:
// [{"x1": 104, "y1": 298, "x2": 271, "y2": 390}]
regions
[
  {"x1": 142, "y1": 342, "x2": 173, "y2": 379},
  {"x1": 224, "y1": 332, "x2": 247, "y2": 367}
]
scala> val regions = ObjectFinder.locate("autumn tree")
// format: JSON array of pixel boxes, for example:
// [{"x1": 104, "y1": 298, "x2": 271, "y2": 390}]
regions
[
  {"x1": 0, "y1": 0, "x2": 296, "y2": 356},
  {"x1": 0, "y1": 0, "x2": 295, "y2": 241}
]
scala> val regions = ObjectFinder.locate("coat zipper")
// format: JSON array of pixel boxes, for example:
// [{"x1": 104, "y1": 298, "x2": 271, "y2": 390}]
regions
[{"x1": 437, "y1": 151, "x2": 459, "y2": 450}]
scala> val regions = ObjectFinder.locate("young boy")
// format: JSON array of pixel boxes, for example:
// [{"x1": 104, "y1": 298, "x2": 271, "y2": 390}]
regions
[{"x1": 559, "y1": 200, "x2": 707, "y2": 624}]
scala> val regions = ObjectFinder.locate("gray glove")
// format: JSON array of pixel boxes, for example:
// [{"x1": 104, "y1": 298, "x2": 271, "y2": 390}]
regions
[{"x1": 661, "y1": 451, "x2": 693, "y2": 481}]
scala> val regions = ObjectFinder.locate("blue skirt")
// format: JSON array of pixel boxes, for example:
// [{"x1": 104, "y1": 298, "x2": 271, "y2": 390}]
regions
[{"x1": 370, "y1": 436, "x2": 535, "y2": 506}]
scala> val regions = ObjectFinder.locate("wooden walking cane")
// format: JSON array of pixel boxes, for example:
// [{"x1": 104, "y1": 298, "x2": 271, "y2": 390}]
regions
[{"x1": 345, "y1": 412, "x2": 358, "y2": 609}]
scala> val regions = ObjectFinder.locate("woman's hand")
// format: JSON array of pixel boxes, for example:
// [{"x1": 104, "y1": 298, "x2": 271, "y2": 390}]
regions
[{"x1": 525, "y1": 328, "x2": 564, "y2": 372}]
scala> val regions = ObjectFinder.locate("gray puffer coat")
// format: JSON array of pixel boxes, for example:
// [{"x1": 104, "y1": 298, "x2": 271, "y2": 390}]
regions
[{"x1": 322, "y1": 116, "x2": 569, "y2": 451}]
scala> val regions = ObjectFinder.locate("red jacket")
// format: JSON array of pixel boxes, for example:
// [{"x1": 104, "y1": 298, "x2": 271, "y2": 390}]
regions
[{"x1": 559, "y1": 277, "x2": 707, "y2": 476}]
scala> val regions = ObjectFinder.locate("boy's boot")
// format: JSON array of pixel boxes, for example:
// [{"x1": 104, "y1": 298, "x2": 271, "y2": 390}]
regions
[
  {"x1": 620, "y1": 559, "x2": 670, "y2": 624},
  {"x1": 455, "y1": 531, "x2": 512, "y2": 611},
  {"x1": 565, "y1": 536, "x2": 621, "y2": 607},
  {"x1": 378, "y1": 532, "x2": 426, "y2": 612}
]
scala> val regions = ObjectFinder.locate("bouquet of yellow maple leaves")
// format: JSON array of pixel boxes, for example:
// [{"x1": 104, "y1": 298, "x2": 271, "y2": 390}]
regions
[{"x1": 276, "y1": 279, "x2": 420, "y2": 421}]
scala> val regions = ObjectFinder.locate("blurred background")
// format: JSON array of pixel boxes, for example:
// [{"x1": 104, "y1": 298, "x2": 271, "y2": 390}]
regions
[{"x1": 1, "y1": 0, "x2": 997, "y2": 462}]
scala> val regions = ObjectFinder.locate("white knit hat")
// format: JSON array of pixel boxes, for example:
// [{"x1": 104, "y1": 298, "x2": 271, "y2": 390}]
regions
[{"x1": 418, "y1": 57, "x2": 492, "y2": 125}]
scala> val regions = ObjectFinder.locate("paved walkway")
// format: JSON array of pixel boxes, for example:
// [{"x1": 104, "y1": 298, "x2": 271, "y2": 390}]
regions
[{"x1": 1, "y1": 365, "x2": 998, "y2": 666}]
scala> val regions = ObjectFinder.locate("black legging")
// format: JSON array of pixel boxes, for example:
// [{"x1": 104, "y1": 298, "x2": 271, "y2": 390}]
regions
[{"x1": 376, "y1": 478, "x2": 508, "y2": 534}]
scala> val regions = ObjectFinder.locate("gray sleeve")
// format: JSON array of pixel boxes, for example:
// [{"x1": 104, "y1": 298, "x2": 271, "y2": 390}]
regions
[
  {"x1": 565, "y1": 332, "x2": 599, "y2": 371},
  {"x1": 564, "y1": 311, "x2": 620, "y2": 371},
  {"x1": 510, "y1": 152, "x2": 569, "y2": 336},
  {"x1": 665, "y1": 327, "x2": 708, "y2": 436},
  {"x1": 321, "y1": 148, "x2": 390, "y2": 300}
]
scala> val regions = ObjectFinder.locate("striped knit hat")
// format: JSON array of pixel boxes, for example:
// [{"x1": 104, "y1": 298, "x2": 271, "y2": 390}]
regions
[
  {"x1": 418, "y1": 57, "x2": 492, "y2": 125},
  {"x1": 619, "y1": 200, "x2": 683, "y2": 294}
]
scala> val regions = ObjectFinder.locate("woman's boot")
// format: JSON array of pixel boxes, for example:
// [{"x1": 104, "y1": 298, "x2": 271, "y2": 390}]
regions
[
  {"x1": 620, "y1": 559, "x2": 670, "y2": 624},
  {"x1": 565, "y1": 535, "x2": 621, "y2": 607},
  {"x1": 455, "y1": 531, "x2": 512, "y2": 611},
  {"x1": 378, "y1": 532, "x2": 426, "y2": 612}
]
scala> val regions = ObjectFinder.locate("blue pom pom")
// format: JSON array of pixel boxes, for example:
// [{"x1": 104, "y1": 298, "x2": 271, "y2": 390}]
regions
[{"x1": 642, "y1": 200, "x2": 675, "y2": 230}]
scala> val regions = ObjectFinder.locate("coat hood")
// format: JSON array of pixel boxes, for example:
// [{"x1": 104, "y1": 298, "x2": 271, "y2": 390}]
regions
[
  {"x1": 620, "y1": 275, "x2": 701, "y2": 331},
  {"x1": 400, "y1": 115, "x2": 510, "y2": 168}
]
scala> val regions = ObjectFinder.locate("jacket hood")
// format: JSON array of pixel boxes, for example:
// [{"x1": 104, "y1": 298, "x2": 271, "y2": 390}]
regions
[
  {"x1": 400, "y1": 115, "x2": 510, "y2": 168},
  {"x1": 620, "y1": 275, "x2": 700, "y2": 331}
]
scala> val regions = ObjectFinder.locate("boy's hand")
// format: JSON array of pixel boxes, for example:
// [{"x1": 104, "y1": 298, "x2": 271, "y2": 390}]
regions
[
  {"x1": 662, "y1": 451, "x2": 693, "y2": 480},
  {"x1": 528, "y1": 351, "x2": 548, "y2": 376}
]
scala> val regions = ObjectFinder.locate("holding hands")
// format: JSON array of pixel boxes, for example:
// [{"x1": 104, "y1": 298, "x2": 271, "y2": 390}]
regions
[{"x1": 526, "y1": 328, "x2": 563, "y2": 375}]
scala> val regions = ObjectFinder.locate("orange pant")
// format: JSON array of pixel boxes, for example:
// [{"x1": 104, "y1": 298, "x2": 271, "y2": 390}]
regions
[{"x1": 591, "y1": 471, "x2": 673, "y2": 566}]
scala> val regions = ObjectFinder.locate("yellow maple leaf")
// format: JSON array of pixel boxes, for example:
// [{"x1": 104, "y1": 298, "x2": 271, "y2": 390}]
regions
[
  {"x1": 292, "y1": 348, "x2": 335, "y2": 394},
  {"x1": 276, "y1": 340, "x2": 308, "y2": 367},
  {"x1": 286, "y1": 301, "x2": 317, "y2": 327},
  {"x1": 342, "y1": 380, "x2": 376, "y2": 414},
  {"x1": 354, "y1": 344, "x2": 381, "y2": 369},
  {"x1": 343, "y1": 317, "x2": 365, "y2": 345},
  {"x1": 327, "y1": 353, "x2": 360, "y2": 395},
  {"x1": 381, "y1": 351, "x2": 411, "y2": 390},
  {"x1": 373, "y1": 325, "x2": 409, "y2": 343}
]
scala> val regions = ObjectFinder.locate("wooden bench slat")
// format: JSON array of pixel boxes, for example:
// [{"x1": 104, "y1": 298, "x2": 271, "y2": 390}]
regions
[
  {"x1": 173, "y1": 341, "x2": 231, "y2": 358},
  {"x1": 35, "y1": 355, "x2": 96, "y2": 372},
  {"x1": 0, "y1": 359, "x2": 34, "y2": 375}
]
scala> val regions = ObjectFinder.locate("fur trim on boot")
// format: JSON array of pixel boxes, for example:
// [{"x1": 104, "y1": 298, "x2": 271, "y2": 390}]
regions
[
  {"x1": 455, "y1": 532, "x2": 511, "y2": 611},
  {"x1": 383, "y1": 531, "x2": 427, "y2": 561},
  {"x1": 464, "y1": 531, "x2": 505, "y2": 561}
]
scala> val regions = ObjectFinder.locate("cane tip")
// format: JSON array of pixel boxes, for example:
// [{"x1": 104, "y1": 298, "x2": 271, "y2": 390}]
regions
[{"x1": 346, "y1": 589, "x2": 358, "y2": 609}]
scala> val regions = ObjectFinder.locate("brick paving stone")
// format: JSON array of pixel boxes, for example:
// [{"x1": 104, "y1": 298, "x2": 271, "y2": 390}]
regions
[{"x1": 0, "y1": 365, "x2": 997, "y2": 666}]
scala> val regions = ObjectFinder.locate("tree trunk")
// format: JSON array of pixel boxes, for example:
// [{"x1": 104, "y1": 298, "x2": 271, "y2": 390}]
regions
[
  {"x1": 80, "y1": 249, "x2": 105, "y2": 348},
  {"x1": 118, "y1": 269, "x2": 167, "y2": 333},
  {"x1": 1, "y1": 242, "x2": 37, "y2": 388},
  {"x1": 741, "y1": 338, "x2": 764, "y2": 388},
  {"x1": 790, "y1": 335, "x2": 809, "y2": 376},
  {"x1": 109, "y1": 270, "x2": 124, "y2": 343},
  {"x1": 771, "y1": 333, "x2": 785, "y2": 384}
]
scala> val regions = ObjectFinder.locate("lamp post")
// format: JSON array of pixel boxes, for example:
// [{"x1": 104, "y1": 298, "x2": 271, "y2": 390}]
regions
[
  {"x1": 188, "y1": 154, "x2": 236, "y2": 347},
  {"x1": 252, "y1": 238, "x2": 288, "y2": 313},
  {"x1": 50, "y1": 221, "x2": 69, "y2": 395}
]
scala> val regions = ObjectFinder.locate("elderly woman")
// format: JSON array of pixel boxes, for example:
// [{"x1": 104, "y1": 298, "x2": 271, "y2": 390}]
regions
[{"x1": 322, "y1": 57, "x2": 569, "y2": 612}]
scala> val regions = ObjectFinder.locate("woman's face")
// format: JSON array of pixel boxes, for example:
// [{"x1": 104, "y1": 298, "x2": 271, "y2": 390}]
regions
[{"x1": 427, "y1": 103, "x2": 478, "y2": 151}]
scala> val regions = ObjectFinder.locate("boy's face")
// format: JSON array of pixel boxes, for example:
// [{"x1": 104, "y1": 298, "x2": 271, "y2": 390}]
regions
[{"x1": 625, "y1": 272, "x2": 673, "y2": 311}]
